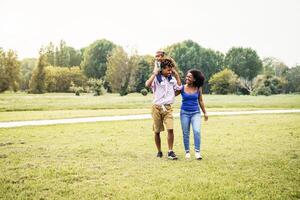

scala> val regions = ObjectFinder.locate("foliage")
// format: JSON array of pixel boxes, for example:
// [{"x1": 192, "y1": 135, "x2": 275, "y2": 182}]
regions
[
  {"x1": 132, "y1": 55, "x2": 153, "y2": 93},
  {"x1": 199, "y1": 49, "x2": 224, "y2": 92},
  {"x1": 165, "y1": 40, "x2": 204, "y2": 75},
  {"x1": 286, "y1": 65, "x2": 300, "y2": 93},
  {"x1": 209, "y1": 69, "x2": 239, "y2": 94},
  {"x1": 87, "y1": 78, "x2": 106, "y2": 96},
  {"x1": 106, "y1": 47, "x2": 139, "y2": 96},
  {"x1": 0, "y1": 48, "x2": 20, "y2": 92},
  {"x1": 43, "y1": 40, "x2": 82, "y2": 67},
  {"x1": 166, "y1": 40, "x2": 224, "y2": 93},
  {"x1": 44, "y1": 66, "x2": 87, "y2": 92},
  {"x1": 0, "y1": 49, "x2": 10, "y2": 93},
  {"x1": 225, "y1": 47, "x2": 263, "y2": 80},
  {"x1": 140, "y1": 88, "x2": 148, "y2": 96},
  {"x1": 252, "y1": 75, "x2": 288, "y2": 96},
  {"x1": 262, "y1": 57, "x2": 288, "y2": 77},
  {"x1": 81, "y1": 39, "x2": 116, "y2": 79},
  {"x1": 29, "y1": 51, "x2": 47, "y2": 93},
  {"x1": 20, "y1": 58, "x2": 37, "y2": 90},
  {"x1": 70, "y1": 82, "x2": 84, "y2": 96}
]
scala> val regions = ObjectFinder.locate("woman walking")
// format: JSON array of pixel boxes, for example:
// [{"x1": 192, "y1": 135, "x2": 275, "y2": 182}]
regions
[{"x1": 179, "y1": 69, "x2": 208, "y2": 160}]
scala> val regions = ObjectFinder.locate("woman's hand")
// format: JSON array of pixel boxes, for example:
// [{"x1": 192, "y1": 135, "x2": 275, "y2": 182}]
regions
[{"x1": 204, "y1": 113, "x2": 208, "y2": 121}]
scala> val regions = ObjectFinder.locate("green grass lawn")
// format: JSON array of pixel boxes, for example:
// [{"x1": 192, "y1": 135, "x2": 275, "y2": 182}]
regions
[
  {"x1": 1, "y1": 92, "x2": 300, "y2": 122},
  {"x1": 0, "y1": 114, "x2": 299, "y2": 199}
]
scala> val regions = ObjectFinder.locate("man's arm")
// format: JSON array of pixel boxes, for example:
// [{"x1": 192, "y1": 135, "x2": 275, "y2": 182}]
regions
[{"x1": 145, "y1": 63, "x2": 160, "y2": 88}]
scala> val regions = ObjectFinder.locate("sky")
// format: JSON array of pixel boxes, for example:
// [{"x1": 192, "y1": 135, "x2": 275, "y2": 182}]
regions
[{"x1": 1, "y1": 0, "x2": 300, "y2": 66}]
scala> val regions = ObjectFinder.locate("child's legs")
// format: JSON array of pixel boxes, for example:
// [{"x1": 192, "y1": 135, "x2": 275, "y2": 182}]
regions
[
  {"x1": 180, "y1": 111, "x2": 191, "y2": 152},
  {"x1": 191, "y1": 112, "x2": 201, "y2": 152}
]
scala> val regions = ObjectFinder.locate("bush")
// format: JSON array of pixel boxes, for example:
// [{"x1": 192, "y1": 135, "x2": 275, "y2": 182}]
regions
[
  {"x1": 252, "y1": 85, "x2": 272, "y2": 96},
  {"x1": 252, "y1": 75, "x2": 287, "y2": 96},
  {"x1": 209, "y1": 69, "x2": 238, "y2": 94},
  {"x1": 70, "y1": 82, "x2": 84, "y2": 96},
  {"x1": 140, "y1": 88, "x2": 148, "y2": 96},
  {"x1": 87, "y1": 78, "x2": 106, "y2": 96},
  {"x1": 44, "y1": 66, "x2": 87, "y2": 92}
]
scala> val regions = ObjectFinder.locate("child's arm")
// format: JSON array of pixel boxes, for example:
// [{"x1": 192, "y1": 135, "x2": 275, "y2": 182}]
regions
[
  {"x1": 145, "y1": 65, "x2": 160, "y2": 88},
  {"x1": 198, "y1": 87, "x2": 208, "y2": 121}
]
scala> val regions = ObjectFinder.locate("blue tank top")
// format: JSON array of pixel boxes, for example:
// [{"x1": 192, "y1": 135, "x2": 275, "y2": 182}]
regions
[{"x1": 181, "y1": 86, "x2": 200, "y2": 112}]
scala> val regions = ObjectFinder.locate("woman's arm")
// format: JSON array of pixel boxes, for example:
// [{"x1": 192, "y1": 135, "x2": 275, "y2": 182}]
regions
[
  {"x1": 198, "y1": 87, "x2": 208, "y2": 121},
  {"x1": 175, "y1": 90, "x2": 181, "y2": 96}
]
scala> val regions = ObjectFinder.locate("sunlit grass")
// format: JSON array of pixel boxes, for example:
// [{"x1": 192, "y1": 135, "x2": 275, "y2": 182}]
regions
[{"x1": 0, "y1": 114, "x2": 299, "y2": 199}]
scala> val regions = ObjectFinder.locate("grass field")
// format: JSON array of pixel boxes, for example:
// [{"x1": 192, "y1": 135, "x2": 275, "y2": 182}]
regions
[
  {"x1": 0, "y1": 114, "x2": 299, "y2": 199},
  {"x1": 1, "y1": 92, "x2": 300, "y2": 122}
]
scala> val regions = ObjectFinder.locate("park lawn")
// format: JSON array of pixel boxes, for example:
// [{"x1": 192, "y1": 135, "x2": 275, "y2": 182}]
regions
[
  {"x1": 0, "y1": 113, "x2": 299, "y2": 199},
  {"x1": 0, "y1": 92, "x2": 300, "y2": 122}
]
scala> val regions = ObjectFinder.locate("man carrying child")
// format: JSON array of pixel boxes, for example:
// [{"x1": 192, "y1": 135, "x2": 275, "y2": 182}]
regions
[{"x1": 145, "y1": 50, "x2": 181, "y2": 160}]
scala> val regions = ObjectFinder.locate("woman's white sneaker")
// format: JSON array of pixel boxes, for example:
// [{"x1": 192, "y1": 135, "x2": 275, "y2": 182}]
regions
[
  {"x1": 185, "y1": 152, "x2": 191, "y2": 159},
  {"x1": 195, "y1": 152, "x2": 202, "y2": 160}
]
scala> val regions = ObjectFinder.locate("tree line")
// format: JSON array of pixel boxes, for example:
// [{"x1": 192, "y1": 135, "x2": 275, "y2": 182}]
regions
[{"x1": 0, "y1": 39, "x2": 299, "y2": 96}]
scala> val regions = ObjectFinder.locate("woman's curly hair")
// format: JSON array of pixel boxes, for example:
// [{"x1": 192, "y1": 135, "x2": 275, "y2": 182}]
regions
[{"x1": 188, "y1": 69, "x2": 205, "y2": 88}]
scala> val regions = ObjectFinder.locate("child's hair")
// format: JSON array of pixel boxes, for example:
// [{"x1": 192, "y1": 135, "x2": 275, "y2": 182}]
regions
[
  {"x1": 160, "y1": 57, "x2": 176, "y2": 69},
  {"x1": 188, "y1": 69, "x2": 205, "y2": 88},
  {"x1": 156, "y1": 50, "x2": 165, "y2": 57}
]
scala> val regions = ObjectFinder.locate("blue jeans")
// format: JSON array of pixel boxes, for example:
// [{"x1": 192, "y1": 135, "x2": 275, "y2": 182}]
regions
[{"x1": 180, "y1": 110, "x2": 201, "y2": 153}]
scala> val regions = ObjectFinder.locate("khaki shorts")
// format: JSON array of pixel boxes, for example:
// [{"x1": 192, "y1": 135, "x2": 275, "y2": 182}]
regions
[{"x1": 151, "y1": 104, "x2": 173, "y2": 133}]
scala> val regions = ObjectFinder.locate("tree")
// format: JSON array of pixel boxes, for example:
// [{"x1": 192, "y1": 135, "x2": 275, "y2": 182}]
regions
[
  {"x1": 0, "y1": 48, "x2": 10, "y2": 92},
  {"x1": 286, "y1": 65, "x2": 300, "y2": 93},
  {"x1": 131, "y1": 55, "x2": 153, "y2": 93},
  {"x1": 106, "y1": 47, "x2": 138, "y2": 96},
  {"x1": 68, "y1": 47, "x2": 82, "y2": 67},
  {"x1": 29, "y1": 50, "x2": 47, "y2": 93},
  {"x1": 20, "y1": 58, "x2": 37, "y2": 90},
  {"x1": 225, "y1": 47, "x2": 263, "y2": 80},
  {"x1": 209, "y1": 68, "x2": 239, "y2": 94},
  {"x1": 44, "y1": 42, "x2": 55, "y2": 66},
  {"x1": 2, "y1": 49, "x2": 21, "y2": 92},
  {"x1": 0, "y1": 49, "x2": 21, "y2": 92},
  {"x1": 56, "y1": 40, "x2": 70, "y2": 67},
  {"x1": 262, "y1": 57, "x2": 288, "y2": 77},
  {"x1": 165, "y1": 40, "x2": 225, "y2": 93},
  {"x1": 81, "y1": 39, "x2": 116, "y2": 79},
  {"x1": 165, "y1": 40, "x2": 204, "y2": 75},
  {"x1": 199, "y1": 49, "x2": 224, "y2": 93}
]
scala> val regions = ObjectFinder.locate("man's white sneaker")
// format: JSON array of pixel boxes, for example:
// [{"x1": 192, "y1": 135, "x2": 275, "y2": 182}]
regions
[
  {"x1": 185, "y1": 152, "x2": 191, "y2": 159},
  {"x1": 195, "y1": 152, "x2": 202, "y2": 160}
]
